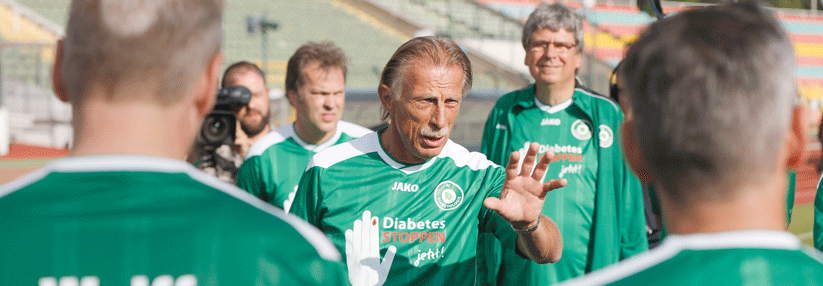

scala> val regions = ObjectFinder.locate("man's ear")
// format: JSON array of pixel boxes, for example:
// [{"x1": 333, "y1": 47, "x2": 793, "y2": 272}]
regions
[
  {"x1": 195, "y1": 52, "x2": 223, "y2": 118},
  {"x1": 378, "y1": 83, "x2": 393, "y2": 115},
  {"x1": 286, "y1": 89, "x2": 298, "y2": 107},
  {"x1": 786, "y1": 104, "x2": 809, "y2": 168},
  {"x1": 52, "y1": 39, "x2": 69, "y2": 103},
  {"x1": 621, "y1": 122, "x2": 654, "y2": 183}
]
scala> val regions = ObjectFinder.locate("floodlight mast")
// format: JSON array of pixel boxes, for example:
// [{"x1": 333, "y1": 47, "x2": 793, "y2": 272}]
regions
[{"x1": 246, "y1": 15, "x2": 279, "y2": 77}]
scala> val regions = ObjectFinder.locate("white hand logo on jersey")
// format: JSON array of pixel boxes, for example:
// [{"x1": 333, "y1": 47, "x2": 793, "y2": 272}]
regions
[
  {"x1": 345, "y1": 210, "x2": 396, "y2": 286},
  {"x1": 283, "y1": 186, "x2": 297, "y2": 213}
]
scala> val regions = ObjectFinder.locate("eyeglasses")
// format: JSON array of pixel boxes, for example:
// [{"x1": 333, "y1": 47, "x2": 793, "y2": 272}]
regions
[{"x1": 528, "y1": 41, "x2": 577, "y2": 54}]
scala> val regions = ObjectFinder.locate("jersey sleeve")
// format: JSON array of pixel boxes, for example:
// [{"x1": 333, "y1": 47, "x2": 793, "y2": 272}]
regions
[
  {"x1": 290, "y1": 164, "x2": 323, "y2": 228},
  {"x1": 236, "y1": 156, "x2": 277, "y2": 204},
  {"x1": 814, "y1": 174, "x2": 823, "y2": 251},
  {"x1": 477, "y1": 167, "x2": 522, "y2": 256},
  {"x1": 481, "y1": 102, "x2": 511, "y2": 166}
]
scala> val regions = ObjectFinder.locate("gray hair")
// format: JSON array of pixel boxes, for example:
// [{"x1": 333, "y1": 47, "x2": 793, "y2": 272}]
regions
[
  {"x1": 379, "y1": 36, "x2": 472, "y2": 121},
  {"x1": 61, "y1": 0, "x2": 223, "y2": 105},
  {"x1": 620, "y1": 1, "x2": 795, "y2": 204},
  {"x1": 522, "y1": 3, "x2": 584, "y2": 53}
]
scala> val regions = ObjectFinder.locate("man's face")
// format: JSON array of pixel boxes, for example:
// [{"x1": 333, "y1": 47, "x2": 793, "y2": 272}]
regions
[
  {"x1": 385, "y1": 63, "x2": 463, "y2": 164},
  {"x1": 233, "y1": 71, "x2": 270, "y2": 137},
  {"x1": 291, "y1": 62, "x2": 346, "y2": 137},
  {"x1": 525, "y1": 28, "x2": 581, "y2": 86}
]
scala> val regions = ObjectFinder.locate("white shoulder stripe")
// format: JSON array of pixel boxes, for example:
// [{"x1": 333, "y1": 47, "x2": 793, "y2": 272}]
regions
[
  {"x1": 307, "y1": 132, "x2": 377, "y2": 170},
  {"x1": 559, "y1": 230, "x2": 803, "y2": 286},
  {"x1": 576, "y1": 87, "x2": 620, "y2": 112},
  {"x1": 437, "y1": 141, "x2": 499, "y2": 171},
  {"x1": 245, "y1": 125, "x2": 292, "y2": 159},
  {"x1": 338, "y1": 121, "x2": 373, "y2": 137},
  {"x1": 0, "y1": 155, "x2": 342, "y2": 262}
]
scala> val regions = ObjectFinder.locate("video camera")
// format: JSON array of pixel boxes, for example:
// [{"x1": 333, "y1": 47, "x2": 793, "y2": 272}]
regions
[{"x1": 197, "y1": 86, "x2": 252, "y2": 147}]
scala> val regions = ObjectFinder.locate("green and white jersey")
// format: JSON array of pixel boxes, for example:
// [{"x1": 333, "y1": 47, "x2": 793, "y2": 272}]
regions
[
  {"x1": 478, "y1": 84, "x2": 647, "y2": 285},
  {"x1": 503, "y1": 97, "x2": 599, "y2": 282},
  {"x1": 290, "y1": 131, "x2": 520, "y2": 286},
  {"x1": 237, "y1": 121, "x2": 371, "y2": 212},
  {"x1": 0, "y1": 155, "x2": 345, "y2": 285},
  {"x1": 559, "y1": 231, "x2": 823, "y2": 286}
]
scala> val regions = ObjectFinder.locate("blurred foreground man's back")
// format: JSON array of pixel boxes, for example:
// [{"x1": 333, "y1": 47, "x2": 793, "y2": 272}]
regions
[
  {"x1": 562, "y1": 2, "x2": 823, "y2": 285},
  {"x1": 0, "y1": 0, "x2": 345, "y2": 284}
]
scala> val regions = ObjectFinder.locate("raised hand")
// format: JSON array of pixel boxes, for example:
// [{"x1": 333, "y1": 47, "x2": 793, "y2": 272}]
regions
[
  {"x1": 483, "y1": 142, "x2": 567, "y2": 228},
  {"x1": 345, "y1": 210, "x2": 397, "y2": 286}
]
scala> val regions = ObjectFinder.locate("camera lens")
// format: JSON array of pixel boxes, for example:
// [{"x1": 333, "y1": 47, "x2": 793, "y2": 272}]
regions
[{"x1": 202, "y1": 115, "x2": 231, "y2": 145}]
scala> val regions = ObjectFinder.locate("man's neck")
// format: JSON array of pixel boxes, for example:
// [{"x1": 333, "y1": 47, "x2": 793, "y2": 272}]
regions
[
  {"x1": 71, "y1": 100, "x2": 194, "y2": 160},
  {"x1": 661, "y1": 171, "x2": 788, "y2": 235},
  {"x1": 293, "y1": 120, "x2": 336, "y2": 145},
  {"x1": 534, "y1": 79, "x2": 576, "y2": 106}
]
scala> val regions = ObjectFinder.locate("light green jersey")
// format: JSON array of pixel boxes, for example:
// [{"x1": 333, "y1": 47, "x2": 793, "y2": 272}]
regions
[
  {"x1": 290, "y1": 131, "x2": 520, "y2": 286},
  {"x1": 0, "y1": 155, "x2": 345, "y2": 285},
  {"x1": 559, "y1": 231, "x2": 823, "y2": 286},
  {"x1": 237, "y1": 121, "x2": 371, "y2": 212}
]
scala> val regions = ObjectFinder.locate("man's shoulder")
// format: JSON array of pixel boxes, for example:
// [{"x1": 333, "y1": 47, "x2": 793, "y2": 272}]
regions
[
  {"x1": 561, "y1": 231, "x2": 823, "y2": 286},
  {"x1": 245, "y1": 125, "x2": 295, "y2": 159},
  {"x1": 573, "y1": 86, "x2": 621, "y2": 114},
  {"x1": 308, "y1": 132, "x2": 380, "y2": 170},
  {"x1": 493, "y1": 85, "x2": 535, "y2": 110},
  {"x1": 0, "y1": 156, "x2": 341, "y2": 262},
  {"x1": 337, "y1": 121, "x2": 373, "y2": 138},
  {"x1": 438, "y1": 140, "x2": 500, "y2": 171}
]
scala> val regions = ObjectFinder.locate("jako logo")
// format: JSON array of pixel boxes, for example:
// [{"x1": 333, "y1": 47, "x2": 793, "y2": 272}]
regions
[
  {"x1": 541, "y1": 118, "x2": 561, "y2": 126},
  {"x1": 433, "y1": 181, "x2": 464, "y2": 211},
  {"x1": 391, "y1": 182, "x2": 419, "y2": 192}
]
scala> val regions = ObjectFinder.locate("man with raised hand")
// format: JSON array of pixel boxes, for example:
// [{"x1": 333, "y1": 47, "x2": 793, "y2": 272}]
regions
[
  {"x1": 237, "y1": 42, "x2": 370, "y2": 212},
  {"x1": 564, "y1": 2, "x2": 823, "y2": 284},
  {"x1": 290, "y1": 36, "x2": 565, "y2": 286},
  {"x1": 0, "y1": 0, "x2": 345, "y2": 284},
  {"x1": 478, "y1": 3, "x2": 647, "y2": 285}
]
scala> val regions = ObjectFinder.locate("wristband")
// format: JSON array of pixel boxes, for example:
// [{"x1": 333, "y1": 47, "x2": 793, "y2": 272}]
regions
[{"x1": 512, "y1": 216, "x2": 540, "y2": 234}]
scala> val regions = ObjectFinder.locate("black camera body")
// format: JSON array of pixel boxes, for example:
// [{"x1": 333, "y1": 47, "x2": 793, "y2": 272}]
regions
[{"x1": 197, "y1": 86, "x2": 252, "y2": 147}]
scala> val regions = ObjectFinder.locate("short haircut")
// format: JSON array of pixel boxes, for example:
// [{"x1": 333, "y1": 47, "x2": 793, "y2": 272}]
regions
[
  {"x1": 284, "y1": 42, "x2": 347, "y2": 93},
  {"x1": 379, "y1": 36, "x2": 472, "y2": 121},
  {"x1": 61, "y1": 0, "x2": 222, "y2": 106},
  {"x1": 522, "y1": 3, "x2": 584, "y2": 53},
  {"x1": 221, "y1": 61, "x2": 266, "y2": 88},
  {"x1": 619, "y1": 1, "x2": 795, "y2": 204}
]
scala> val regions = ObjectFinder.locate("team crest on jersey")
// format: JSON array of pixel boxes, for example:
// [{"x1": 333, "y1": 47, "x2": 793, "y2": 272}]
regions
[
  {"x1": 571, "y1": 119, "x2": 593, "y2": 140},
  {"x1": 433, "y1": 181, "x2": 464, "y2": 211},
  {"x1": 598, "y1": 125, "x2": 614, "y2": 148}
]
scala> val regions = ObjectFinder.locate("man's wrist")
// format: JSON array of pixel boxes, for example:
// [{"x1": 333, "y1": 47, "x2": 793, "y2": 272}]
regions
[{"x1": 512, "y1": 216, "x2": 541, "y2": 234}]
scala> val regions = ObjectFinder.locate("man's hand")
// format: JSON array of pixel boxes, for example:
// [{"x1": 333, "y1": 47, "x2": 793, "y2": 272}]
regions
[
  {"x1": 345, "y1": 210, "x2": 397, "y2": 286},
  {"x1": 484, "y1": 142, "x2": 566, "y2": 227},
  {"x1": 483, "y1": 142, "x2": 566, "y2": 264}
]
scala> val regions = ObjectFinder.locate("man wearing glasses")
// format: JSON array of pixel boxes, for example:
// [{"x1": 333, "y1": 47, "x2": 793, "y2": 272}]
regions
[{"x1": 477, "y1": 3, "x2": 647, "y2": 285}]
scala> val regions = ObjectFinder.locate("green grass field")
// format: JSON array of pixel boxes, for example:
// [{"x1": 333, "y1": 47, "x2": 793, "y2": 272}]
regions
[{"x1": 790, "y1": 203, "x2": 815, "y2": 247}]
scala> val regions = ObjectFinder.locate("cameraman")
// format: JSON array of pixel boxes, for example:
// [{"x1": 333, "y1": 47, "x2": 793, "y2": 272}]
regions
[{"x1": 193, "y1": 61, "x2": 272, "y2": 184}]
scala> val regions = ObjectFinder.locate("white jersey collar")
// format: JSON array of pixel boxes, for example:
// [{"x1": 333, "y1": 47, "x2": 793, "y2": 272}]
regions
[
  {"x1": 534, "y1": 96, "x2": 573, "y2": 114},
  {"x1": 289, "y1": 122, "x2": 344, "y2": 153}
]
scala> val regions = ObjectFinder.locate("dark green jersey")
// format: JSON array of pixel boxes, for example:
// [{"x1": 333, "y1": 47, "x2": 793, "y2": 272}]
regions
[
  {"x1": 478, "y1": 85, "x2": 647, "y2": 285},
  {"x1": 560, "y1": 231, "x2": 823, "y2": 286},
  {"x1": 0, "y1": 155, "x2": 345, "y2": 285},
  {"x1": 237, "y1": 121, "x2": 371, "y2": 212},
  {"x1": 291, "y1": 132, "x2": 520, "y2": 286}
]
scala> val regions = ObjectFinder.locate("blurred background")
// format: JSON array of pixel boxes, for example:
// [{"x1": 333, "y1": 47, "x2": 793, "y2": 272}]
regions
[{"x1": 0, "y1": 0, "x2": 820, "y2": 243}]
